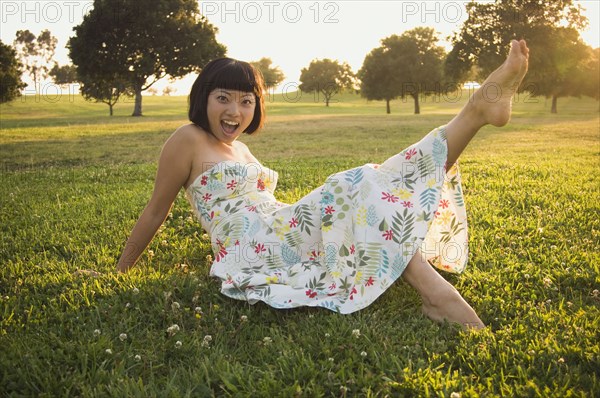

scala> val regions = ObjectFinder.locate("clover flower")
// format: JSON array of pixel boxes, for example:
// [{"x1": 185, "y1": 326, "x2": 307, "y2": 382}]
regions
[
  {"x1": 360, "y1": 351, "x2": 367, "y2": 358},
  {"x1": 119, "y1": 333, "x2": 127, "y2": 341},
  {"x1": 167, "y1": 324, "x2": 180, "y2": 336},
  {"x1": 171, "y1": 302, "x2": 181, "y2": 311},
  {"x1": 175, "y1": 341, "x2": 182, "y2": 349},
  {"x1": 263, "y1": 337, "x2": 272, "y2": 346},
  {"x1": 352, "y1": 329, "x2": 361, "y2": 338},
  {"x1": 93, "y1": 329, "x2": 101, "y2": 336},
  {"x1": 134, "y1": 355, "x2": 141, "y2": 361}
]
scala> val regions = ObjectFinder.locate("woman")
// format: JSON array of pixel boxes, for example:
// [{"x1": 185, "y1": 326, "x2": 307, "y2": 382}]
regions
[{"x1": 116, "y1": 40, "x2": 530, "y2": 330}]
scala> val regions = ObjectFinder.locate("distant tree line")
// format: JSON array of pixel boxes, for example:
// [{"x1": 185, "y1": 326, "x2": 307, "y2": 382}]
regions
[{"x1": 1, "y1": 0, "x2": 598, "y2": 116}]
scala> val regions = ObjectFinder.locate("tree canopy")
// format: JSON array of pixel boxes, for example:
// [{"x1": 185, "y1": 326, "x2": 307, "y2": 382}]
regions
[
  {"x1": 250, "y1": 58, "x2": 285, "y2": 90},
  {"x1": 13, "y1": 29, "x2": 57, "y2": 89},
  {"x1": 446, "y1": 0, "x2": 590, "y2": 113},
  {"x1": 359, "y1": 27, "x2": 448, "y2": 114},
  {"x1": 68, "y1": 0, "x2": 225, "y2": 116},
  {"x1": 0, "y1": 40, "x2": 26, "y2": 103},
  {"x1": 299, "y1": 59, "x2": 354, "y2": 106}
]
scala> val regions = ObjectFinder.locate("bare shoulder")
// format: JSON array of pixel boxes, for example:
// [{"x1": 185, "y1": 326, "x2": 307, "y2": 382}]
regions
[{"x1": 168, "y1": 123, "x2": 203, "y2": 146}]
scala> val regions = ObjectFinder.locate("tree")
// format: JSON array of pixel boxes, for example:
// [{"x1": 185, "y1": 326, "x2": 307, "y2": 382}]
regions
[
  {"x1": 0, "y1": 40, "x2": 26, "y2": 103},
  {"x1": 250, "y1": 58, "x2": 285, "y2": 89},
  {"x1": 69, "y1": 0, "x2": 225, "y2": 116},
  {"x1": 162, "y1": 86, "x2": 176, "y2": 96},
  {"x1": 361, "y1": 28, "x2": 448, "y2": 114},
  {"x1": 13, "y1": 29, "x2": 57, "y2": 89},
  {"x1": 79, "y1": 73, "x2": 129, "y2": 116},
  {"x1": 49, "y1": 64, "x2": 77, "y2": 86},
  {"x1": 446, "y1": 0, "x2": 589, "y2": 113},
  {"x1": 358, "y1": 47, "x2": 399, "y2": 114},
  {"x1": 299, "y1": 59, "x2": 354, "y2": 106}
]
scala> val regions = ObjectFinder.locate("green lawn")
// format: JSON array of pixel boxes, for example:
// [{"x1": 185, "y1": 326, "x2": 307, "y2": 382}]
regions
[{"x1": 1, "y1": 92, "x2": 599, "y2": 397}]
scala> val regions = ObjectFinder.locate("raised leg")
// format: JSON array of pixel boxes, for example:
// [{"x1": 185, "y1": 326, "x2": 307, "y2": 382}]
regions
[
  {"x1": 444, "y1": 39, "x2": 529, "y2": 169},
  {"x1": 403, "y1": 249, "x2": 485, "y2": 330}
]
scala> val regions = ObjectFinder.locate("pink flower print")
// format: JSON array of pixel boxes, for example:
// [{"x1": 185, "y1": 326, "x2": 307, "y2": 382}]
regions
[
  {"x1": 257, "y1": 179, "x2": 265, "y2": 191},
  {"x1": 305, "y1": 289, "x2": 317, "y2": 299},
  {"x1": 401, "y1": 201, "x2": 413, "y2": 208},
  {"x1": 365, "y1": 277, "x2": 375, "y2": 287},
  {"x1": 309, "y1": 250, "x2": 320, "y2": 261},
  {"x1": 439, "y1": 199, "x2": 450, "y2": 209},
  {"x1": 350, "y1": 244, "x2": 355, "y2": 254},
  {"x1": 382, "y1": 229, "x2": 394, "y2": 241},
  {"x1": 202, "y1": 193, "x2": 212, "y2": 202},
  {"x1": 254, "y1": 243, "x2": 266, "y2": 254},
  {"x1": 215, "y1": 246, "x2": 227, "y2": 262},
  {"x1": 349, "y1": 286, "x2": 357, "y2": 300},
  {"x1": 325, "y1": 206, "x2": 335, "y2": 215},
  {"x1": 405, "y1": 148, "x2": 417, "y2": 160},
  {"x1": 381, "y1": 192, "x2": 399, "y2": 203},
  {"x1": 289, "y1": 218, "x2": 298, "y2": 228},
  {"x1": 200, "y1": 175, "x2": 208, "y2": 186},
  {"x1": 226, "y1": 180, "x2": 237, "y2": 190},
  {"x1": 246, "y1": 205, "x2": 256, "y2": 212},
  {"x1": 329, "y1": 282, "x2": 337, "y2": 290}
]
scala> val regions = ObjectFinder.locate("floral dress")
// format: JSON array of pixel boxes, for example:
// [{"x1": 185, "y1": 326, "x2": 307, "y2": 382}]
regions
[{"x1": 186, "y1": 126, "x2": 468, "y2": 314}]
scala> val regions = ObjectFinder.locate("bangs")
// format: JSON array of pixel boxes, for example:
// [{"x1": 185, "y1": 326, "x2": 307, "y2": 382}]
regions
[{"x1": 209, "y1": 61, "x2": 262, "y2": 96}]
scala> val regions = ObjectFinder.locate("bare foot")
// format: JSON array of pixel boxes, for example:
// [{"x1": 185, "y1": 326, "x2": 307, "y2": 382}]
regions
[
  {"x1": 471, "y1": 39, "x2": 530, "y2": 127},
  {"x1": 421, "y1": 288, "x2": 486, "y2": 331}
]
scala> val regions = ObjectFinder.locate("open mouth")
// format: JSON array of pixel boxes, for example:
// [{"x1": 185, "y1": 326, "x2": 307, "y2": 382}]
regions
[{"x1": 221, "y1": 120, "x2": 240, "y2": 135}]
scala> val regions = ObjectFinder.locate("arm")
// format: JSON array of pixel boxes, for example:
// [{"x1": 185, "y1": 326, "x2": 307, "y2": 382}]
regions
[{"x1": 116, "y1": 130, "x2": 193, "y2": 273}]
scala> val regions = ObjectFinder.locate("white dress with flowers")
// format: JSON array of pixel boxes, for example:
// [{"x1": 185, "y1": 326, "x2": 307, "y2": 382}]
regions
[{"x1": 186, "y1": 126, "x2": 468, "y2": 314}]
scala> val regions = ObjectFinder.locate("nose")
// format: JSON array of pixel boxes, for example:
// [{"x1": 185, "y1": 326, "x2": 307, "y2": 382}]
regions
[{"x1": 226, "y1": 101, "x2": 240, "y2": 116}]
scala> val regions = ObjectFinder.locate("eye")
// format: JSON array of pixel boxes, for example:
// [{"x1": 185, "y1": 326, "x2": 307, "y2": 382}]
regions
[
  {"x1": 216, "y1": 95, "x2": 228, "y2": 103},
  {"x1": 242, "y1": 98, "x2": 255, "y2": 105}
]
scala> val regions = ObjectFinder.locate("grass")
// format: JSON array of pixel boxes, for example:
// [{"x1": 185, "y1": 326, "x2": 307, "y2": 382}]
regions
[{"x1": 1, "y1": 91, "x2": 599, "y2": 397}]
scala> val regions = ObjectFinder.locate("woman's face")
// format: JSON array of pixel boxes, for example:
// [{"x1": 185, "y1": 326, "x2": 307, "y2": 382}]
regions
[{"x1": 206, "y1": 88, "x2": 256, "y2": 144}]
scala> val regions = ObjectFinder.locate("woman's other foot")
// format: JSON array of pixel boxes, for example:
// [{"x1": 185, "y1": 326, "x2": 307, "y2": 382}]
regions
[{"x1": 421, "y1": 286, "x2": 486, "y2": 331}]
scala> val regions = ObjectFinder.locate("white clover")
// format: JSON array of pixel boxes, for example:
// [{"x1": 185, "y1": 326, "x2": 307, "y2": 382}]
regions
[
  {"x1": 105, "y1": 349, "x2": 113, "y2": 354},
  {"x1": 263, "y1": 337, "x2": 272, "y2": 345},
  {"x1": 175, "y1": 340, "x2": 182, "y2": 349},
  {"x1": 201, "y1": 335, "x2": 212, "y2": 348},
  {"x1": 201, "y1": 233, "x2": 209, "y2": 241},
  {"x1": 558, "y1": 357, "x2": 565, "y2": 364},
  {"x1": 148, "y1": 249, "x2": 155, "y2": 257},
  {"x1": 206, "y1": 254, "x2": 213, "y2": 263},
  {"x1": 360, "y1": 351, "x2": 367, "y2": 358},
  {"x1": 119, "y1": 333, "x2": 127, "y2": 341},
  {"x1": 161, "y1": 240, "x2": 168, "y2": 245},
  {"x1": 352, "y1": 329, "x2": 361, "y2": 338},
  {"x1": 328, "y1": 357, "x2": 334, "y2": 362},
  {"x1": 592, "y1": 289, "x2": 599, "y2": 298},
  {"x1": 240, "y1": 315, "x2": 248, "y2": 322},
  {"x1": 195, "y1": 307, "x2": 203, "y2": 314},
  {"x1": 166, "y1": 324, "x2": 180, "y2": 336},
  {"x1": 325, "y1": 333, "x2": 330, "y2": 338},
  {"x1": 450, "y1": 393, "x2": 461, "y2": 398},
  {"x1": 134, "y1": 354, "x2": 141, "y2": 361},
  {"x1": 126, "y1": 302, "x2": 131, "y2": 308},
  {"x1": 132, "y1": 287, "x2": 139, "y2": 295},
  {"x1": 93, "y1": 329, "x2": 101, "y2": 336},
  {"x1": 542, "y1": 277, "x2": 552, "y2": 287},
  {"x1": 171, "y1": 302, "x2": 181, "y2": 311}
]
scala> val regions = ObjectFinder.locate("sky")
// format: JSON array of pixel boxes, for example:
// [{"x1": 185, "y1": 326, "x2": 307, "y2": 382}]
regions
[{"x1": 1, "y1": 0, "x2": 599, "y2": 95}]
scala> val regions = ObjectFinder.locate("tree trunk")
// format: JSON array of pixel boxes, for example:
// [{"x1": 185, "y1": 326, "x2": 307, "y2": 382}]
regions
[
  {"x1": 109, "y1": 103, "x2": 114, "y2": 116},
  {"x1": 412, "y1": 94, "x2": 420, "y2": 114},
  {"x1": 325, "y1": 94, "x2": 330, "y2": 107},
  {"x1": 386, "y1": 99, "x2": 390, "y2": 114},
  {"x1": 132, "y1": 85, "x2": 143, "y2": 116},
  {"x1": 551, "y1": 95, "x2": 558, "y2": 114}
]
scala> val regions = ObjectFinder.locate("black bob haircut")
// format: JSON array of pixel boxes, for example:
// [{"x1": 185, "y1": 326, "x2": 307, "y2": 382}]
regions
[{"x1": 188, "y1": 58, "x2": 266, "y2": 135}]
